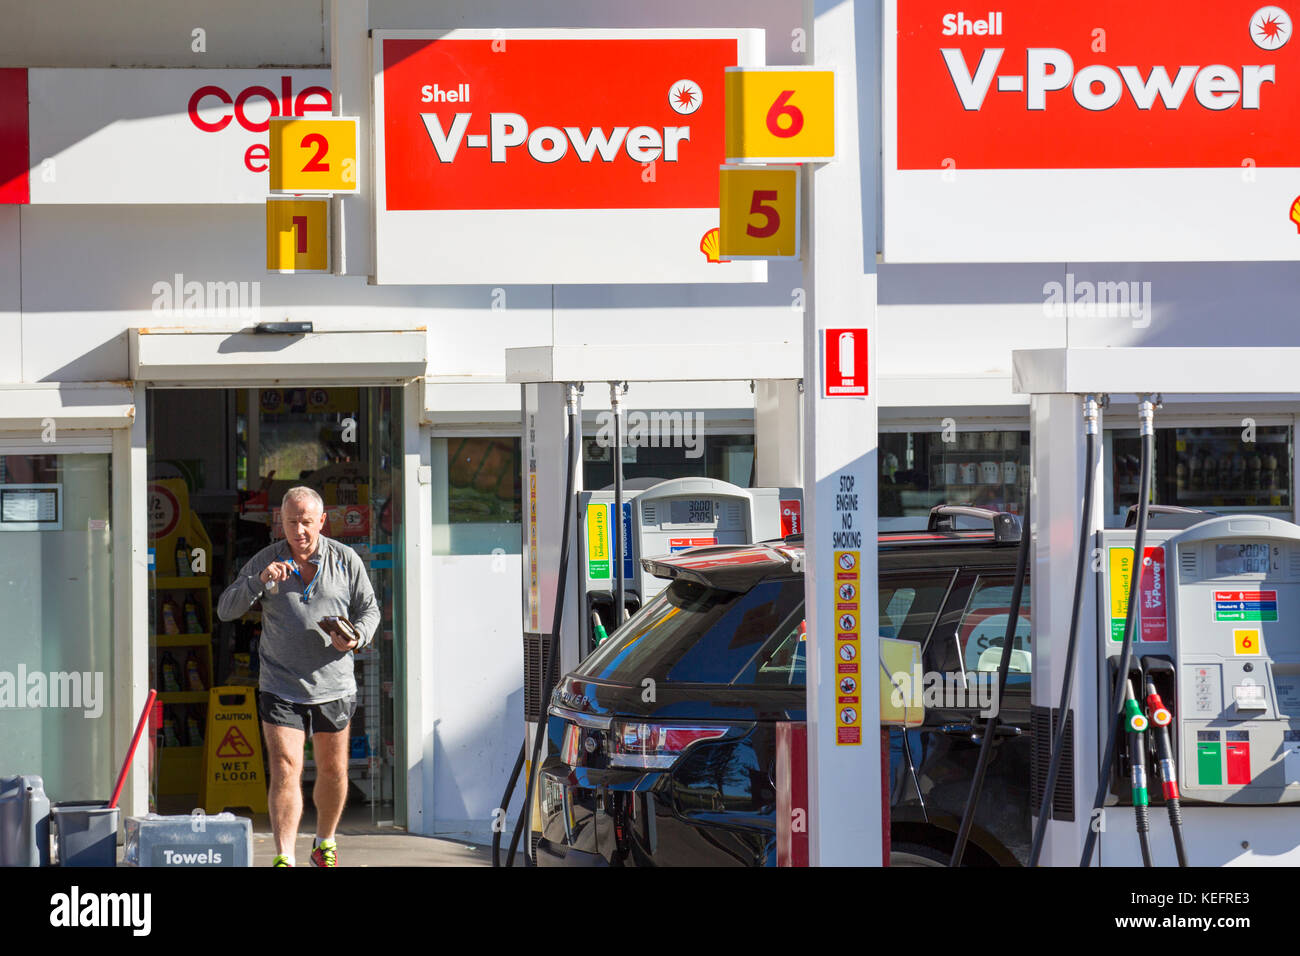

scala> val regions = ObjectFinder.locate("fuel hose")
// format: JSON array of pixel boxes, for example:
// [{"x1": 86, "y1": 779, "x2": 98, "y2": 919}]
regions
[
  {"x1": 1124, "y1": 680, "x2": 1153, "y2": 867},
  {"x1": 1081, "y1": 395, "x2": 1156, "y2": 867},
  {"x1": 1146, "y1": 678, "x2": 1188, "y2": 866},
  {"x1": 951, "y1": 495, "x2": 1030, "y2": 866}
]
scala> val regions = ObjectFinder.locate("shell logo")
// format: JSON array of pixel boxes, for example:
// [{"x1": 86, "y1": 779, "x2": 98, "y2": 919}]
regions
[
  {"x1": 1251, "y1": 6, "x2": 1291, "y2": 50},
  {"x1": 1291, "y1": 195, "x2": 1300, "y2": 232},
  {"x1": 699, "y1": 227, "x2": 729, "y2": 263}
]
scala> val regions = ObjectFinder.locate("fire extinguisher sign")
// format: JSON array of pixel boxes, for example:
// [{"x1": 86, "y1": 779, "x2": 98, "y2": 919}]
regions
[{"x1": 823, "y1": 328, "x2": 868, "y2": 397}]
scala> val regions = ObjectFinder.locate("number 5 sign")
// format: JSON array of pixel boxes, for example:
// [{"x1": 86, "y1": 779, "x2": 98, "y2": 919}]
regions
[
  {"x1": 268, "y1": 116, "x2": 360, "y2": 194},
  {"x1": 718, "y1": 165, "x2": 800, "y2": 258},
  {"x1": 724, "y1": 67, "x2": 834, "y2": 163}
]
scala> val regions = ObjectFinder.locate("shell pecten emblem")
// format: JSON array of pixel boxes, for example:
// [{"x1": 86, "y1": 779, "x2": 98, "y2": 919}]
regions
[
  {"x1": 699, "y1": 227, "x2": 728, "y2": 263},
  {"x1": 1291, "y1": 195, "x2": 1300, "y2": 233}
]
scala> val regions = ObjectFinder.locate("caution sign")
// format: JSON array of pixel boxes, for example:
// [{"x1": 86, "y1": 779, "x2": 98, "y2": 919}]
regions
[{"x1": 202, "y1": 686, "x2": 268, "y2": 814}]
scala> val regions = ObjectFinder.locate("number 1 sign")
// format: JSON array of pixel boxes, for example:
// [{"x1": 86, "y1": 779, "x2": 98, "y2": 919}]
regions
[
  {"x1": 268, "y1": 116, "x2": 360, "y2": 194},
  {"x1": 724, "y1": 67, "x2": 835, "y2": 163},
  {"x1": 266, "y1": 197, "x2": 330, "y2": 273}
]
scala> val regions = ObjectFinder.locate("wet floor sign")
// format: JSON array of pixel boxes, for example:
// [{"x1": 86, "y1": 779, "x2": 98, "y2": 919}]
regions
[{"x1": 202, "y1": 686, "x2": 268, "y2": 814}]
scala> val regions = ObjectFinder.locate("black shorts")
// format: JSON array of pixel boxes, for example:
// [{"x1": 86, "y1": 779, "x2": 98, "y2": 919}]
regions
[{"x1": 258, "y1": 691, "x2": 356, "y2": 735}]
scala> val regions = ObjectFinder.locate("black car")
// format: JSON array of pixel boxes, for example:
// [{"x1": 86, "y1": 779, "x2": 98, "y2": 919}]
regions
[{"x1": 536, "y1": 512, "x2": 1033, "y2": 866}]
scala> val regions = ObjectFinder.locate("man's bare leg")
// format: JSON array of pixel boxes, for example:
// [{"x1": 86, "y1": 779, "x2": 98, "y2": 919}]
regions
[
  {"x1": 263, "y1": 723, "x2": 305, "y2": 858},
  {"x1": 312, "y1": 726, "x2": 350, "y2": 843}
]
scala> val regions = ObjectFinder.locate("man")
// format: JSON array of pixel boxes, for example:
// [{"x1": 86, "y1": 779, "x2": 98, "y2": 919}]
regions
[{"x1": 217, "y1": 486, "x2": 380, "y2": 867}]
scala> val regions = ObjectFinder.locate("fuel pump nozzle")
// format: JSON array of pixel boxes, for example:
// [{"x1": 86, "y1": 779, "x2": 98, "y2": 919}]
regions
[
  {"x1": 1144, "y1": 676, "x2": 1188, "y2": 867},
  {"x1": 1124, "y1": 678, "x2": 1154, "y2": 867}
]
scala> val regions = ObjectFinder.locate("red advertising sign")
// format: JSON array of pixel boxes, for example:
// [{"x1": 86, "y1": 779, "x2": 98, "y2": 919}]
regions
[
  {"x1": 380, "y1": 37, "x2": 736, "y2": 210},
  {"x1": 1139, "y1": 546, "x2": 1168, "y2": 642},
  {"x1": 824, "y1": 329, "x2": 868, "y2": 397},
  {"x1": 780, "y1": 498, "x2": 802, "y2": 536},
  {"x1": 0, "y1": 68, "x2": 28, "y2": 204},
  {"x1": 897, "y1": 1, "x2": 1300, "y2": 169}
]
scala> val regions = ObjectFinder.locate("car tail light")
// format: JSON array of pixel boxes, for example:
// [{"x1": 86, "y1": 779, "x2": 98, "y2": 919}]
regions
[{"x1": 608, "y1": 721, "x2": 729, "y2": 769}]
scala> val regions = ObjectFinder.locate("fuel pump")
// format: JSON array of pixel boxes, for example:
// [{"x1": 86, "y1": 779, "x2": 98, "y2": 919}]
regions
[{"x1": 1093, "y1": 510, "x2": 1300, "y2": 864}]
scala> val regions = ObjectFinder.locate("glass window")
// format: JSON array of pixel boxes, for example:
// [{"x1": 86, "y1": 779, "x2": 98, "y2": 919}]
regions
[
  {"x1": 0, "y1": 452, "x2": 114, "y2": 804},
  {"x1": 880, "y1": 430, "x2": 1029, "y2": 530},
  {"x1": 1109, "y1": 425, "x2": 1292, "y2": 525},
  {"x1": 737, "y1": 571, "x2": 954, "y2": 687},
  {"x1": 958, "y1": 575, "x2": 1032, "y2": 686},
  {"x1": 583, "y1": 432, "x2": 754, "y2": 489},
  {"x1": 431, "y1": 437, "x2": 522, "y2": 555},
  {"x1": 577, "y1": 577, "x2": 804, "y2": 685}
]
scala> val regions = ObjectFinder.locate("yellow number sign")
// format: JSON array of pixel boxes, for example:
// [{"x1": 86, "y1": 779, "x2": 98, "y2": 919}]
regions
[
  {"x1": 718, "y1": 165, "x2": 800, "y2": 259},
  {"x1": 724, "y1": 67, "x2": 835, "y2": 163},
  {"x1": 268, "y1": 116, "x2": 359, "y2": 194},
  {"x1": 266, "y1": 198, "x2": 330, "y2": 273}
]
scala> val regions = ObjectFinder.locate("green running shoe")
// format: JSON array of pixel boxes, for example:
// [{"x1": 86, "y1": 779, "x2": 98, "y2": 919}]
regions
[
  {"x1": 310, "y1": 839, "x2": 337, "y2": 868},
  {"x1": 272, "y1": 854, "x2": 294, "y2": 867}
]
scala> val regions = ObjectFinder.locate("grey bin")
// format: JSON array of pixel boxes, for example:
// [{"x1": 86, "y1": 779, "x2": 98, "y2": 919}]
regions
[
  {"x1": 124, "y1": 813, "x2": 252, "y2": 867},
  {"x1": 0, "y1": 775, "x2": 51, "y2": 867},
  {"x1": 51, "y1": 801, "x2": 120, "y2": 867}
]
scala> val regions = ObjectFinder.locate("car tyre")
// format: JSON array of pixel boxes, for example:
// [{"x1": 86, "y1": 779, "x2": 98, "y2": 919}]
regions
[{"x1": 888, "y1": 841, "x2": 950, "y2": 867}]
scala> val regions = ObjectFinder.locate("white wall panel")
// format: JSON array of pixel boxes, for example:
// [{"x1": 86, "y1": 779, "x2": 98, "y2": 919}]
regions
[
  {"x1": 0, "y1": 207, "x2": 20, "y2": 382},
  {"x1": 0, "y1": 0, "x2": 327, "y2": 68}
]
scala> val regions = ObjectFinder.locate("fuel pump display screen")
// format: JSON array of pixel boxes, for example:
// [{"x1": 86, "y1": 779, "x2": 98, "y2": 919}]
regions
[
  {"x1": 670, "y1": 499, "x2": 715, "y2": 525},
  {"x1": 1215, "y1": 543, "x2": 1274, "y2": 576}
]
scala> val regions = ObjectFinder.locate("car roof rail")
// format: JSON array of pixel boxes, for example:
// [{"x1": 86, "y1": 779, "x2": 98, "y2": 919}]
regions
[
  {"x1": 1124, "y1": 504, "x2": 1216, "y2": 529},
  {"x1": 927, "y1": 505, "x2": 1021, "y2": 544}
]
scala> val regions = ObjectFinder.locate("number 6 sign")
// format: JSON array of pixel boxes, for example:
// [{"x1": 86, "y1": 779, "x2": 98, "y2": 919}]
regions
[
  {"x1": 268, "y1": 116, "x2": 360, "y2": 194},
  {"x1": 724, "y1": 67, "x2": 835, "y2": 163},
  {"x1": 718, "y1": 165, "x2": 801, "y2": 258}
]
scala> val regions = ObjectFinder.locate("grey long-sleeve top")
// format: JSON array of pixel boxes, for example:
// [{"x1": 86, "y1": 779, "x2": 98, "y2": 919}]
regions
[{"x1": 216, "y1": 536, "x2": 381, "y2": 704}]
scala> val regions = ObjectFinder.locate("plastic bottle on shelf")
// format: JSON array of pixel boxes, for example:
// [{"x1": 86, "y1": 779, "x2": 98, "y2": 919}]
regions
[
  {"x1": 163, "y1": 716, "x2": 181, "y2": 747},
  {"x1": 161, "y1": 599, "x2": 181, "y2": 636},
  {"x1": 175, "y1": 537, "x2": 191, "y2": 577},
  {"x1": 160, "y1": 652, "x2": 181, "y2": 692},
  {"x1": 186, "y1": 714, "x2": 204, "y2": 747},
  {"x1": 185, "y1": 653, "x2": 204, "y2": 692},
  {"x1": 184, "y1": 598, "x2": 203, "y2": 634}
]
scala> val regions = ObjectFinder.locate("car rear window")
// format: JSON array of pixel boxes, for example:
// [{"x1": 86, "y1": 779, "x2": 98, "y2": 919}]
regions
[{"x1": 575, "y1": 577, "x2": 805, "y2": 685}]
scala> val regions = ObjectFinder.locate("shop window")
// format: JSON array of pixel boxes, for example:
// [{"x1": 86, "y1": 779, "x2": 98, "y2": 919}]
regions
[
  {"x1": 432, "y1": 437, "x2": 522, "y2": 555},
  {"x1": 582, "y1": 432, "x2": 754, "y2": 490},
  {"x1": 0, "y1": 452, "x2": 114, "y2": 804},
  {"x1": 1109, "y1": 425, "x2": 1292, "y2": 525},
  {"x1": 880, "y1": 431, "x2": 1029, "y2": 529}
]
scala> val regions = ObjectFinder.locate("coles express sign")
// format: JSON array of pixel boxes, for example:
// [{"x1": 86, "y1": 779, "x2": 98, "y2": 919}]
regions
[
  {"x1": 883, "y1": 1, "x2": 1300, "y2": 262},
  {"x1": 372, "y1": 30, "x2": 766, "y2": 285}
]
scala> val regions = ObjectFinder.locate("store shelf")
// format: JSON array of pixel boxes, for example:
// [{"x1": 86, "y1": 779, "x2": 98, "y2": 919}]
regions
[
  {"x1": 154, "y1": 575, "x2": 211, "y2": 589},
  {"x1": 158, "y1": 690, "x2": 209, "y2": 704},
  {"x1": 152, "y1": 633, "x2": 212, "y2": 647}
]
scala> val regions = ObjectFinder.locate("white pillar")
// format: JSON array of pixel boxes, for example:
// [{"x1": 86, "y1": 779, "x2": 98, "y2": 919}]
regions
[
  {"x1": 114, "y1": 384, "x2": 150, "y2": 818},
  {"x1": 402, "y1": 382, "x2": 434, "y2": 832},
  {"x1": 330, "y1": 0, "x2": 371, "y2": 277},
  {"x1": 802, "y1": 0, "x2": 881, "y2": 866},
  {"x1": 755, "y1": 379, "x2": 803, "y2": 488},
  {"x1": 1029, "y1": 393, "x2": 1103, "y2": 865}
]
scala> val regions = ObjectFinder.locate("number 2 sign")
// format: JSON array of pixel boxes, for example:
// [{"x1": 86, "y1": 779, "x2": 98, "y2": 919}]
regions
[
  {"x1": 718, "y1": 165, "x2": 800, "y2": 258},
  {"x1": 724, "y1": 67, "x2": 835, "y2": 163},
  {"x1": 268, "y1": 116, "x2": 360, "y2": 194}
]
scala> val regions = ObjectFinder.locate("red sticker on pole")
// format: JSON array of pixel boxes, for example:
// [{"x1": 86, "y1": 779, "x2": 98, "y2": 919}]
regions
[{"x1": 824, "y1": 328, "x2": 868, "y2": 397}]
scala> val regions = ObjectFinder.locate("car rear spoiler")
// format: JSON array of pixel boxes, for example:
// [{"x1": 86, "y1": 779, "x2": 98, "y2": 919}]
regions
[{"x1": 927, "y1": 505, "x2": 1021, "y2": 544}]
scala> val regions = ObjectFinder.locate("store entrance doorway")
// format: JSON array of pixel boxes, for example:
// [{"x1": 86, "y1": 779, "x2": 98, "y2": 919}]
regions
[{"x1": 145, "y1": 387, "x2": 403, "y2": 824}]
